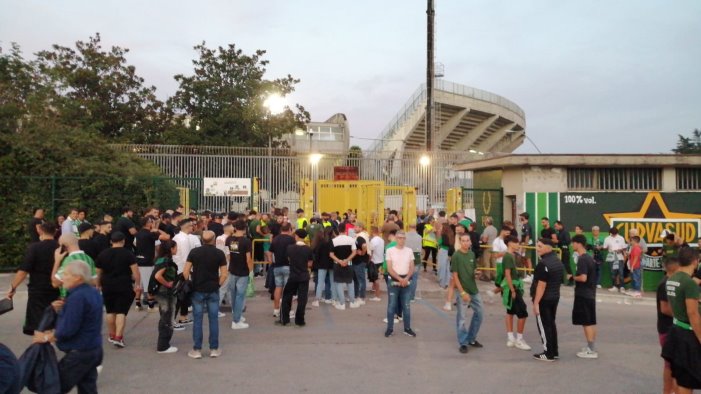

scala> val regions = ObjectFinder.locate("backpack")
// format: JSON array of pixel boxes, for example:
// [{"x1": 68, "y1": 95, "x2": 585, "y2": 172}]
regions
[{"x1": 148, "y1": 257, "x2": 175, "y2": 295}]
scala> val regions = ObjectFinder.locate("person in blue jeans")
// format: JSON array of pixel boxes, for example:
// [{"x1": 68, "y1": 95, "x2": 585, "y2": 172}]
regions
[
  {"x1": 352, "y1": 222, "x2": 370, "y2": 304},
  {"x1": 384, "y1": 231, "x2": 417, "y2": 338},
  {"x1": 226, "y1": 221, "x2": 253, "y2": 329},
  {"x1": 451, "y1": 233, "x2": 484, "y2": 353},
  {"x1": 183, "y1": 231, "x2": 228, "y2": 359}
]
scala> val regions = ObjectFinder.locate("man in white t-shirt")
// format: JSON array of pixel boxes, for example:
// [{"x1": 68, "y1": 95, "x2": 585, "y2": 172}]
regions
[
  {"x1": 369, "y1": 226, "x2": 385, "y2": 302},
  {"x1": 384, "y1": 231, "x2": 416, "y2": 338},
  {"x1": 216, "y1": 223, "x2": 234, "y2": 307},
  {"x1": 487, "y1": 225, "x2": 511, "y2": 300},
  {"x1": 172, "y1": 219, "x2": 202, "y2": 326},
  {"x1": 604, "y1": 227, "x2": 628, "y2": 292}
]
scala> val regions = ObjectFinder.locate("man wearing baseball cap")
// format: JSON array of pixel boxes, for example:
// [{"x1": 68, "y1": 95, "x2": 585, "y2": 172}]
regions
[{"x1": 531, "y1": 238, "x2": 563, "y2": 361}]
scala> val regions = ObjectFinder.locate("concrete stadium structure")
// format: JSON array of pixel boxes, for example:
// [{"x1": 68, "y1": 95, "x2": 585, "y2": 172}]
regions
[{"x1": 368, "y1": 80, "x2": 526, "y2": 158}]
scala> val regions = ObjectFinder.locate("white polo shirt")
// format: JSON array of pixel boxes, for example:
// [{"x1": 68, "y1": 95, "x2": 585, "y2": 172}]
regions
[{"x1": 386, "y1": 245, "x2": 414, "y2": 276}]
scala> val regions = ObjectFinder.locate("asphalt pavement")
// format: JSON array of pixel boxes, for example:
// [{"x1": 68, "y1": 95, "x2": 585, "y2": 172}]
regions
[{"x1": 0, "y1": 271, "x2": 662, "y2": 394}]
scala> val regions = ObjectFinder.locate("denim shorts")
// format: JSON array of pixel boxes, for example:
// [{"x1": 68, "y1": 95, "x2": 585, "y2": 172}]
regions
[{"x1": 274, "y1": 266, "x2": 290, "y2": 288}]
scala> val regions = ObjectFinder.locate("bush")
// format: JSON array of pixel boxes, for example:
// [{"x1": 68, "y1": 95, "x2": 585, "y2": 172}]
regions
[{"x1": 0, "y1": 122, "x2": 179, "y2": 269}]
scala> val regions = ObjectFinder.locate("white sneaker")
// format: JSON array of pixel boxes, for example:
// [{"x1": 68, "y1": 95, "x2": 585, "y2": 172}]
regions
[
  {"x1": 515, "y1": 339, "x2": 532, "y2": 351},
  {"x1": 157, "y1": 346, "x2": 178, "y2": 354},
  {"x1": 188, "y1": 350, "x2": 202, "y2": 359},
  {"x1": 312, "y1": 300, "x2": 320, "y2": 307},
  {"x1": 210, "y1": 349, "x2": 222, "y2": 358},
  {"x1": 290, "y1": 311, "x2": 296, "y2": 319},
  {"x1": 359, "y1": 299, "x2": 366, "y2": 305},
  {"x1": 506, "y1": 339, "x2": 515, "y2": 348},
  {"x1": 576, "y1": 347, "x2": 599, "y2": 359},
  {"x1": 522, "y1": 275, "x2": 533, "y2": 284},
  {"x1": 442, "y1": 302, "x2": 452, "y2": 311},
  {"x1": 231, "y1": 321, "x2": 250, "y2": 330},
  {"x1": 383, "y1": 317, "x2": 400, "y2": 324},
  {"x1": 596, "y1": 285, "x2": 602, "y2": 289},
  {"x1": 96, "y1": 365, "x2": 103, "y2": 375},
  {"x1": 273, "y1": 309, "x2": 280, "y2": 318},
  {"x1": 369, "y1": 297, "x2": 381, "y2": 302},
  {"x1": 608, "y1": 287, "x2": 618, "y2": 292},
  {"x1": 217, "y1": 312, "x2": 225, "y2": 318},
  {"x1": 334, "y1": 303, "x2": 346, "y2": 310},
  {"x1": 324, "y1": 299, "x2": 333, "y2": 304},
  {"x1": 349, "y1": 301, "x2": 361, "y2": 309}
]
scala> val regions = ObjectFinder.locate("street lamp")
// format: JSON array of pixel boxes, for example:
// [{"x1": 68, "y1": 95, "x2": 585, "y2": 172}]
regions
[
  {"x1": 309, "y1": 153, "x2": 324, "y2": 165},
  {"x1": 263, "y1": 93, "x2": 286, "y2": 115},
  {"x1": 309, "y1": 153, "x2": 323, "y2": 214},
  {"x1": 263, "y1": 93, "x2": 288, "y2": 212},
  {"x1": 419, "y1": 154, "x2": 431, "y2": 167}
]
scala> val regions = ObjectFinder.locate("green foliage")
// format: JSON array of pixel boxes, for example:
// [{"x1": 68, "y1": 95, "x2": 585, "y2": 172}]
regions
[
  {"x1": 34, "y1": 33, "x2": 169, "y2": 143},
  {"x1": 673, "y1": 129, "x2": 701, "y2": 154},
  {"x1": 166, "y1": 42, "x2": 310, "y2": 146}
]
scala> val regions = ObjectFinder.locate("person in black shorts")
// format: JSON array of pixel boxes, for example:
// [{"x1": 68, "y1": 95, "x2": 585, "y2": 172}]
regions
[
  {"x1": 571, "y1": 234, "x2": 598, "y2": 359},
  {"x1": 96, "y1": 231, "x2": 141, "y2": 348},
  {"x1": 7, "y1": 222, "x2": 60, "y2": 335},
  {"x1": 657, "y1": 257, "x2": 679, "y2": 394},
  {"x1": 501, "y1": 236, "x2": 531, "y2": 351}
]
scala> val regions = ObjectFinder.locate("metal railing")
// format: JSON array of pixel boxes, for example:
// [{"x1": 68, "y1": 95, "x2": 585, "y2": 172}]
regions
[
  {"x1": 368, "y1": 80, "x2": 526, "y2": 152},
  {"x1": 113, "y1": 145, "x2": 474, "y2": 212}
]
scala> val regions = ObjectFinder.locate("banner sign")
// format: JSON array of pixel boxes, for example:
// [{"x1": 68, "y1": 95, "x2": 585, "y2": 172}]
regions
[
  {"x1": 334, "y1": 166, "x2": 359, "y2": 181},
  {"x1": 525, "y1": 191, "x2": 701, "y2": 247},
  {"x1": 203, "y1": 178, "x2": 251, "y2": 197}
]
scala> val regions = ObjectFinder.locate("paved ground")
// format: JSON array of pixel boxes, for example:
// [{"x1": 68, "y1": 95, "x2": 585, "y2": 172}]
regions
[{"x1": 1, "y1": 272, "x2": 662, "y2": 394}]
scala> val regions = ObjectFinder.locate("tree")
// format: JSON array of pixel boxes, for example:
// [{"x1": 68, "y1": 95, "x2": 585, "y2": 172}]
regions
[
  {"x1": 167, "y1": 42, "x2": 310, "y2": 146},
  {"x1": 34, "y1": 33, "x2": 169, "y2": 143},
  {"x1": 0, "y1": 44, "x2": 45, "y2": 134},
  {"x1": 673, "y1": 129, "x2": 701, "y2": 154}
]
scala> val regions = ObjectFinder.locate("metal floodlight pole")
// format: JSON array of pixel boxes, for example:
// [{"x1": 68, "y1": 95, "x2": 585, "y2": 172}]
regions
[
  {"x1": 426, "y1": 0, "x2": 435, "y2": 152},
  {"x1": 425, "y1": 0, "x2": 435, "y2": 206}
]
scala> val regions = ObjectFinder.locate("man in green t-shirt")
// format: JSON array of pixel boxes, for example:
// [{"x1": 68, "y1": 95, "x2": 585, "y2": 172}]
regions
[
  {"x1": 451, "y1": 233, "x2": 484, "y2": 354},
  {"x1": 501, "y1": 236, "x2": 531, "y2": 351},
  {"x1": 52, "y1": 233, "x2": 97, "y2": 298},
  {"x1": 661, "y1": 247, "x2": 701, "y2": 391}
]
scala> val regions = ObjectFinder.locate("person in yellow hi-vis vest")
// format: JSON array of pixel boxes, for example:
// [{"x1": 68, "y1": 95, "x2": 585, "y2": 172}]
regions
[
  {"x1": 422, "y1": 216, "x2": 438, "y2": 273},
  {"x1": 295, "y1": 209, "x2": 309, "y2": 232}
]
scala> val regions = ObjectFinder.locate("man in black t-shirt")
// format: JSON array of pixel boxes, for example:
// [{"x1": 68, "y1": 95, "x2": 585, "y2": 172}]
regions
[
  {"x1": 531, "y1": 238, "x2": 563, "y2": 362},
  {"x1": 134, "y1": 216, "x2": 169, "y2": 311},
  {"x1": 78, "y1": 223, "x2": 99, "y2": 262},
  {"x1": 93, "y1": 220, "x2": 112, "y2": 256},
  {"x1": 555, "y1": 221, "x2": 573, "y2": 285},
  {"x1": 270, "y1": 223, "x2": 296, "y2": 318},
  {"x1": 159, "y1": 213, "x2": 176, "y2": 239},
  {"x1": 182, "y1": 231, "x2": 227, "y2": 359},
  {"x1": 27, "y1": 208, "x2": 45, "y2": 243},
  {"x1": 115, "y1": 207, "x2": 138, "y2": 252},
  {"x1": 226, "y1": 221, "x2": 252, "y2": 329},
  {"x1": 8, "y1": 222, "x2": 59, "y2": 335},
  {"x1": 96, "y1": 232, "x2": 140, "y2": 348},
  {"x1": 331, "y1": 223, "x2": 358, "y2": 310},
  {"x1": 571, "y1": 235, "x2": 598, "y2": 359},
  {"x1": 352, "y1": 222, "x2": 370, "y2": 304},
  {"x1": 279, "y1": 229, "x2": 313, "y2": 326},
  {"x1": 208, "y1": 214, "x2": 224, "y2": 237},
  {"x1": 540, "y1": 217, "x2": 557, "y2": 243}
]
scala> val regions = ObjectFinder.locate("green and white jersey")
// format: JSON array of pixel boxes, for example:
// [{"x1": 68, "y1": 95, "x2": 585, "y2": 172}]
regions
[{"x1": 56, "y1": 251, "x2": 97, "y2": 297}]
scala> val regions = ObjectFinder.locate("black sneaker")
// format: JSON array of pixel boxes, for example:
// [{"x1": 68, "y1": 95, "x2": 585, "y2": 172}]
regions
[
  {"x1": 403, "y1": 328, "x2": 417, "y2": 337},
  {"x1": 384, "y1": 329, "x2": 394, "y2": 337},
  {"x1": 178, "y1": 318, "x2": 193, "y2": 325},
  {"x1": 468, "y1": 341, "x2": 483, "y2": 348},
  {"x1": 533, "y1": 352, "x2": 556, "y2": 362},
  {"x1": 459, "y1": 345, "x2": 469, "y2": 354}
]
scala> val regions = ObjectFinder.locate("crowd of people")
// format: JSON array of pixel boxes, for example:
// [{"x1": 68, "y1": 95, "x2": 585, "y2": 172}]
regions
[{"x1": 3, "y1": 205, "x2": 701, "y2": 393}]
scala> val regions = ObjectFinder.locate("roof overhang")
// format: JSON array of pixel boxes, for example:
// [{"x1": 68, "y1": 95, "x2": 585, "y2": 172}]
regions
[{"x1": 455, "y1": 154, "x2": 701, "y2": 172}]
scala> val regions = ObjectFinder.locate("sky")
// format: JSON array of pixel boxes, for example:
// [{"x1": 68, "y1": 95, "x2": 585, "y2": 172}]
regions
[{"x1": 1, "y1": 0, "x2": 700, "y2": 154}]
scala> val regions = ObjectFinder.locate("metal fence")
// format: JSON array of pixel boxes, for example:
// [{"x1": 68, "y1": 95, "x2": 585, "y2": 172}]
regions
[{"x1": 113, "y1": 144, "x2": 474, "y2": 212}]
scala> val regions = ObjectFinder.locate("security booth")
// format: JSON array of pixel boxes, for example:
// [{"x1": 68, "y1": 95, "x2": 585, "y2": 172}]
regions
[{"x1": 455, "y1": 154, "x2": 701, "y2": 290}]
